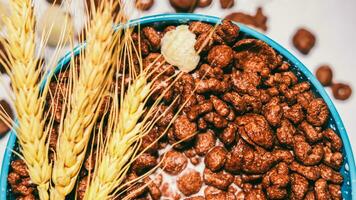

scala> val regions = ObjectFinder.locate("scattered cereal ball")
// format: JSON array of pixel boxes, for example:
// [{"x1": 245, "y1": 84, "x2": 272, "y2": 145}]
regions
[
  {"x1": 169, "y1": 0, "x2": 197, "y2": 12},
  {"x1": 332, "y1": 83, "x2": 352, "y2": 100},
  {"x1": 37, "y1": 6, "x2": 74, "y2": 47},
  {"x1": 198, "y1": 0, "x2": 212, "y2": 8},
  {"x1": 292, "y1": 28, "x2": 316, "y2": 55},
  {"x1": 315, "y1": 65, "x2": 333, "y2": 86},
  {"x1": 161, "y1": 25, "x2": 200, "y2": 72}
]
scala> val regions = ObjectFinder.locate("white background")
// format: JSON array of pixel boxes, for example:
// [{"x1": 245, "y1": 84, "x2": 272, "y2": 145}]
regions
[{"x1": 0, "y1": 0, "x2": 356, "y2": 172}]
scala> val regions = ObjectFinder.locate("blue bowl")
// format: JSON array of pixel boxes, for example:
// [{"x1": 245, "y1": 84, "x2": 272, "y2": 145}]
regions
[{"x1": 1, "y1": 13, "x2": 355, "y2": 199}]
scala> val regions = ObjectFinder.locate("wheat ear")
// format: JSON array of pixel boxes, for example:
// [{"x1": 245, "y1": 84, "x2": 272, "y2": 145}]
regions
[
  {"x1": 0, "y1": 0, "x2": 52, "y2": 199},
  {"x1": 50, "y1": 2, "x2": 119, "y2": 199}
]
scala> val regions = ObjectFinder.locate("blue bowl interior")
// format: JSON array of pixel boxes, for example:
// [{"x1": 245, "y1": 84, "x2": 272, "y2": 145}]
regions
[{"x1": 1, "y1": 13, "x2": 355, "y2": 199}]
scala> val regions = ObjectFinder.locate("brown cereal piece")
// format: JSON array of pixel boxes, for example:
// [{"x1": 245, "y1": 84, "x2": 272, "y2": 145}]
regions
[
  {"x1": 236, "y1": 114, "x2": 274, "y2": 149},
  {"x1": 292, "y1": 28, "x2": 316, "y2": 55},
  {"x1": 207, "y1": 45, "x2": 234, "y2": 68},
  {"x1": 132, "y1": 153, "x2": 157, "y2": 175},
  {"x1": 7, "y1": 172, "x2": 20, "y2": 185},
  {"x1": 198, "y1": 117, "x2": 208, "y2": 130},
  {"x1": 189, "y1": 21, "x2": 213, "y2": 35},
  {"x1": 12, "y1": 184, "x2": 34, "y2": 196},
  {"x1": 319, "y1": 164, "x2": 343, "y2": 184},
  {"x1": 211, "y1": 95, "x2": 230, "y2": 117},
  {"x1": 203, "y1": 112, "x2": 229, "y2": 128},
  {"x1": 206, "y1": 192, "x2": 236, "y2": 200},
  {"x1": 245, "y1": 189, "x2": 266, "y2": 200},
  {"x1": 150, "y1": 75, "x2": 174, "y2": 102},
  {"x1": 163, "y1": 25, "x2": 176, "y2": 34},
  {"x1": 293, "y1": 135, "x2": 324, "y2": 165},
  {"x1": 178, "y1": 73, "x2": 198, "y2": 109},
  {"x1": 264, "y1": 72, "x2": 298, "y2": 87},
  {"x1": 143, "y1": 53, "x2": 175, "y2": 77},
  {"x1": 296, "y1": 91, "x2": 315, "y2": 109},
  {"x1": 140, "y1": 127, "x2": 159, "y2": 154},
  {"x1": 262, "y1": 162, "x2": 289, "y2": 188},
  {"x1": 185, "y1": 196, "x2": 205, "y2": 200},
  {"x1": 0, "y1": 100, "x2": 13, "y2": 136},
  {"x1": 315, "y1": 65, "x2": 333, "y2": 86},
  {"x1": 328, "y1": 184, "x2": 342, "y2": 200},
  {"x1": 17, "y1": 194, "x2": 36, "y2": 200},
  {"x1": 204, "y1": 185, "x2": 224, "y2": 196},
  {"x1": 197, "y1": 0, "x2": 212, "y2": 7},
  {"x1": 220, "y1": 0, "x2": 234, "y2": 8},
  {"x1": 290, "y1": 173, "x2": 309, "y2": 200},
  {"x1": 222, "y1": 91, "x2": 246, "y2": 112},
  {"x1": 187, "y1": 100, "x2": 213, "y2": 121},
  {"x1": 195, "y1": 78, "x2": 229, "y2": 94},
  {"x1": 306, "y1": 98, "x2": 329, "y2": 126},
  {"x1": 205, "y1": 146, "x2": 228, "y2": 171},
  {"x1": 143, "y1": 177, "x2": 161, "y2": 200},
  {"x1": 262, "y1": 97, "x2": 282, "y2": 127},
  {"x1": 161, "y1": 150, "x2": 188, "y2": 175},
  {"x1": 169, "y1": 0, "x2": 197, "y2": 12},
  {"x1": 266, "y1": 185, "x2": 287, "y2": 200},
  {"x1": 241, "y1": 174, "x2": 263, "y2": 183},
  {"x1": 177, "y1": 170, "x2": 202, "y2": 196},
  {"x1": 173, "y1": 115, "x2": 197, "y2": 141},
  {"x1": 304, "y1": 191, "x2": 316, "y2": 200},
  {"x1": 132, "y1": 32, "x2": 150, "y2": 56},
  {"x1": 224, "y1": 139, "x2": 249, "y2": 173},
  {"x1": 314, "y1": 179, "x2": 331, "y2": 200},
  {"x1": 135, "y1": 0, "x2": 154, "y2": 11},
  {"x1": 242, "y1": 148, "x2": 276, "y2": 174},
  {"x1": 280, "y1": 82, "x2": 311, "y2": 102},
  {"x1": 323, "y1": 145, "x2": 343, "y2": 170},
  {"x1": 276, "y1": 119, "x2": 296, "y2": 147},
  {"x1": 142, "y1": 26, "x2": 161, "y2": 51},
  {"x1": 241, "y1": 94, "x2": 262, "y2": 113},
  {"x1": 226, "y1": 7, "x2": 268, "y2": 31},
  {"x1": 195, "y1": 32, "x2": 214, "y2": 53},
  {"x1": 125, "y1": 182, "x2": 148, "y2": 199},
  {"x1": 283, "y1": 103, "x2": 304, "y2": 124},
  {"x1": 233, "y1": 39, "x2": 281, "y2": 72},
  {"x1": 84, "y1": 151, "x2": 96, "y2": 172},
  {"x1": 322, "y1": 129, "x2": 342, "y2": 152},
  {"x1": 197, "y1": 64, "x2": 224, "y2": 80},
  {"x1": 220, "y1": 123, "x2": 237, "y2": 146},
  {"x1": 203, "y1": 168, "x2": 234, "y2": 190},
  {"x1": 11, "y1": 160, "x2": 29, "y2": 177},
  {"x1": 213, "y1": 20, "x2": 240, "y2": 44},
  {"x1": 76, "y1": 176, "x2": 89, "y2": 200},
  {"x1": 289, "y1": 161, "x2": 320, "y2": 181},
  {"x1": 332, "y1": 83, "x2": 352, "y2": 100},
  {"x1": 299, "y1": 121, "x2": 323, "y2": 143},
  {"x1": 231, "y1": 71, "x2": 260, "y2": 96},
  {"x1": 225, "y1": 107, "x2": 236, "y2": 121},
  {"x1": 194, "y1": 130, "x2": 216, "y2": 155},
  {"x1": 272, "y1": 149, "x2": 294, "y2": 164}
]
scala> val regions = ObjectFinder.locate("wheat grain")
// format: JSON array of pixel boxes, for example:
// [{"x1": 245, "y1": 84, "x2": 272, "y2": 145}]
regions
[
  {"x1": 50, "y1": 1, "x2": 119, "y2": 199},
  {"x1": 0, "y1": 0, "x2": 53, "y2": 199}
]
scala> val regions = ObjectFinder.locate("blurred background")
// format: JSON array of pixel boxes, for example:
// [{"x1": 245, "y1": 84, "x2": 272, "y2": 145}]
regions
[{"x1": 0, "y1": 0, "x2": 355, "y2": 171}]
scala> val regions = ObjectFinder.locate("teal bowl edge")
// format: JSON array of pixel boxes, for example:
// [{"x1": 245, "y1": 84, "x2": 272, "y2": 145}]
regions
[{"x1": 1, "y1": 13, "x2": 355, "y2": 199}]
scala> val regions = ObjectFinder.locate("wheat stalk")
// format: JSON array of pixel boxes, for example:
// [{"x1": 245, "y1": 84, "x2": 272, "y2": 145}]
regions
[
  {"x1": 50, "y1": 2, "x2": 120, "y2": 199},
  {"x1": 0, "y1": 0, "x2": 53, "y2": 199}
]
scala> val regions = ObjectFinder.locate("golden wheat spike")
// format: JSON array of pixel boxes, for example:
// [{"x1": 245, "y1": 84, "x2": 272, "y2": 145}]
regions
[
  {"x1": 50, "y1": 1, "x2": 119, "y2": 199},
  {"x1": 0, "y1": 0, "x2": 51, "y2": 199}
]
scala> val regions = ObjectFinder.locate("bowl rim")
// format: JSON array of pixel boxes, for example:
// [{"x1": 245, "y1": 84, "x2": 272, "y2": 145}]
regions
[{"x1": 1, "y1": 13, "x2": 355, "y2": 199}]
